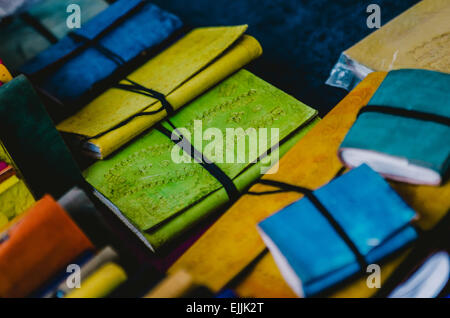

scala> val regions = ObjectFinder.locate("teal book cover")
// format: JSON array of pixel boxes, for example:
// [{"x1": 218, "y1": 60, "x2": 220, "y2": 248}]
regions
[{"x1": 339, "y1": 69, "x2": 450, "y2": 185}]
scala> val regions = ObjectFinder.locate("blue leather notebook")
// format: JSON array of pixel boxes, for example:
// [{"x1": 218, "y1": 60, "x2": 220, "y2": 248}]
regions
[
  {"x1": 21, "y1": 0, "x2": 182, "y2": 112},
  {"x1": 339, "y1": 69, "x2": 450, "y2": 186},
  {"x1": 258, "y1": 164, "x2": 417, "y2": 297}
]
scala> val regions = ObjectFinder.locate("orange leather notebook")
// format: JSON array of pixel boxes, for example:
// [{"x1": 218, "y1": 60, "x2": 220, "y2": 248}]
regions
[
  {"x1": 0, "y1": 195, "x2": 94, "y2": 297},
  {"x1": 170, "y1": 72, "x2": 450, "y2": 297}
]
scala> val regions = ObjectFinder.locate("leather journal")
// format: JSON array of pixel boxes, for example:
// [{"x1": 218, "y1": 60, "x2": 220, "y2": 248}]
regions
[
  {"x1": 57, "y1": 25, "x2": 263, "y2": 159},
  {"x1": 84, "y1": 69, "x2": 319, "y2": 251}
]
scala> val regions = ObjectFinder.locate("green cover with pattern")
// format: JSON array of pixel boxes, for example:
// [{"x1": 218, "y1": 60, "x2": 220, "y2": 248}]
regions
[{"x1": 85, "y1": 69, "x2": 319, "y2": 250}]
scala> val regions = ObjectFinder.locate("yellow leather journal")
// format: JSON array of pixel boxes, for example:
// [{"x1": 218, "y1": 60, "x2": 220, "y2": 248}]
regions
[
  {"x1": 345, "y1": 0, "x2": 450, "y2": 73},
  {"x1": 170, "y1": 72, "x2": 450, "y2": 298},
  {"x1": 57, "y1": 25, "x2": 262, "y2": 159}
]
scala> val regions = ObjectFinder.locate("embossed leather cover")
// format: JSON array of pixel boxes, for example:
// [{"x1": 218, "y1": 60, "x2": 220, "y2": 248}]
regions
[
  {"x1": 57, "y1": 26, "x2": 262, "y2": 159},
  {"x1": 0, "y1": 195, "x2": 94, "y2": 298},
  {"x1": 84, "y1": 69, "x2": 318, "y2": 250},
  {"x1": 345, "y1": 0, "x2": 450, "y2": 73},
  {"x1": 170, "y1": 72, "x2": 450, "y2": 297}
]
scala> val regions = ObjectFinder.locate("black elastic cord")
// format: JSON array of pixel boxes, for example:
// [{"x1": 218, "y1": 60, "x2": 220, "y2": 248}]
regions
[
  {"x1": 332, "y1": 166, "x2": 347, "y2": 180},
  {"x1": 156, "y1": 121, "x2": 240, "y2": 201},
  {"x1": 113, "y1": 78, "x2": 174, "y2": 115},
  {"x1": 83, "y1": 78, "x2": 173, "y2": 141},
  {"x1": 247, "y1": 178, "x2": 368, "y2": 271},
  {"x1": 28, "y1": 0, "x2": 148, "y2": 79},
  {"x1": 21, "y1": 12, "x2": 58, "y2": 44},
  {"x1": 358, "y1": 105, "x2": 450, "y2": 127},
  {"x1": 68, "y1": 33, "x2": 127, "y2": 66}
]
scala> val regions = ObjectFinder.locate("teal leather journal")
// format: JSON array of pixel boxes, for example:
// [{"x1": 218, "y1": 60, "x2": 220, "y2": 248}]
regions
[{"x1": 339, "y1": 69, "x2": 450, "y2": 185}]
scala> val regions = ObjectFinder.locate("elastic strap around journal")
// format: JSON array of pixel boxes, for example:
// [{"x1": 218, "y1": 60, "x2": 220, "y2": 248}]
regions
[
  {"x1": 113, "y1": 78, "x2": 174, "y2": 115},
  {"x1": 83, "y1": 78, "x2": 174, "y2": 141},
  {"x1": 68, "y1": 33, "x2": 127, "y2": 66},
  {"x1": 358, "y1": 105, "x2": 450, "y2": 127},
  {"x1": 156, "y1": 120, "x2": 240, "y2": 201},
  {"x1": 28, "y1": 0, "x2": 149, "y2": 79},
  {"x1": 246, "y1": 171, "x2": 368, "y2": 272}
]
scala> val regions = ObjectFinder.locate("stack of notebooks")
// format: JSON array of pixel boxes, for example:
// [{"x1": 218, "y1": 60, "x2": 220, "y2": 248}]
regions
[
  {"x1": 47, "y1": 12, "x2": 321, "y2": 251},
  {"x1": 170, "y1": 70, "x2": 450, "y2": 297},
  {"x1": 0, "y1": 193, "x2": 95, "y2": 297},
  {"x1": 327, "y1": 0, "x2": 450, "y2": 90},
  {"x1": 0, "y1": 186, "x2": 135, "y2": 298},
  {"x1": 0, "y1": 0, "x2": 448, "y2": 299},
  {"x1": 57, "y1": 24, "x2": 264, "y2": 158}
]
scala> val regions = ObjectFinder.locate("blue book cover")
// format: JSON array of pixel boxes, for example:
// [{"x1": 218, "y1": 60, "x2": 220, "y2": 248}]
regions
[
  {"x1": 258, "y1": 164, "x2": 417, "y2": 297},
  {"x1": 21, "y1": 0, "x2": 182, "y2": 109},
  {"x1": 339, "y1": 69, "x2": 450, "y2": 186}
]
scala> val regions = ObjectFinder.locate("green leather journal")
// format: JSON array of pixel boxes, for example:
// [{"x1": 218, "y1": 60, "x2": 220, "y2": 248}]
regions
[{"x1": 84, "y1": 70, "x2": 319, "y2": 251}]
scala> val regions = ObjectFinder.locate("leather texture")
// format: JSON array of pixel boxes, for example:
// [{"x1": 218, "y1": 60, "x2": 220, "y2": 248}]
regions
[
  {"x1": 57, "y1": 26, "x2": 262, "y2": 158},
  {"x1": 84, "y1": 69, "x2": 318, "y2": 250},
  {"x1": 0, "y1": 195, "x2": 94, "y2": 298},
  {"x1": 345, "y1": 0, "x2": 450, "y2": 73},
  {"x1": 170, "y1": 71, "x2": 449, "y2": 297},
  {"x1": 21, "y1": 0, "x2": 182, "y2": 106}
]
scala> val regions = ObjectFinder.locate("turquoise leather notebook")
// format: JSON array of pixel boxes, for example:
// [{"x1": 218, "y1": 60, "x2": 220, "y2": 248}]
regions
[
  {"x1": 339, "y1": 69, "x2": 450, "y2": 185},
  {"x1": 258, "y1": 164, "x2": 417, "y2": 297}
]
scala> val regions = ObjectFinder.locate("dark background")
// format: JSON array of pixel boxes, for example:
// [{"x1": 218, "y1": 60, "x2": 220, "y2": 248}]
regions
[{"x1": 151, "y1": 0, "x2": 419, "y2": 115}]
